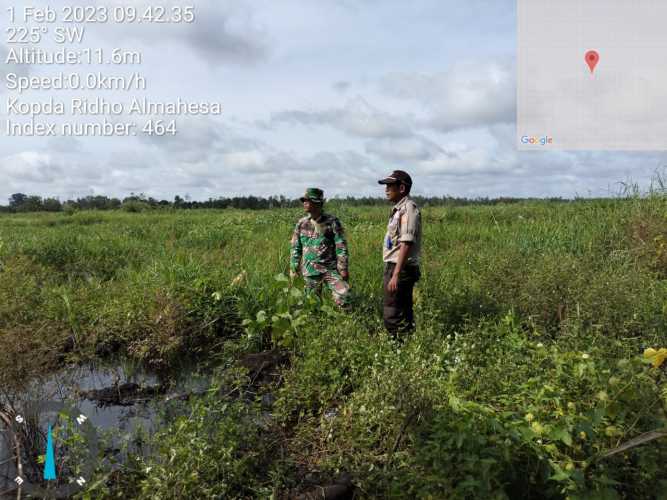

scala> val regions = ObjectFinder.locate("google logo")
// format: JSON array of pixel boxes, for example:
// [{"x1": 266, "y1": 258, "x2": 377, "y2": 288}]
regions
[{"x1": 521, "y1": 135, "x2": 553, "y2": 146}]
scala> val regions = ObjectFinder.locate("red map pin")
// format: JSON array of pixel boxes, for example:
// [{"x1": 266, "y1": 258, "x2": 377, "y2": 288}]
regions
[{"x1": 585, "y1": 50, "x2": 599, "y2": 73}]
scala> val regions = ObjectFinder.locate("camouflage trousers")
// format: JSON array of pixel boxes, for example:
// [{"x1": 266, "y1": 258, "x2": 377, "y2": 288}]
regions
[{"x1": 303, "y1": 269, "x2": 350, "y2": 307}]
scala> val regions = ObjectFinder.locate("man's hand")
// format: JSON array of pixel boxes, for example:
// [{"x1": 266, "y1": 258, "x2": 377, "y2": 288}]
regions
[
  {"x1": 387, "y1": 273, "x2": 399, "y2": 293},
  {"x1": 289, "y1": 270, "x2": 299, "y2": 282},
  {"x1": 341, "y1": 270, "x2": 349, "y2": 282},
  {"x1": 387, "y1": 242, "x2": 411, "y2": 293}
]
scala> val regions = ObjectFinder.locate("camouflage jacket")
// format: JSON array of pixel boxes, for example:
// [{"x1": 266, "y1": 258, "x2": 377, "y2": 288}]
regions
[{"x1": 290, "y1": 213, "x2": 349, "y2": 276}]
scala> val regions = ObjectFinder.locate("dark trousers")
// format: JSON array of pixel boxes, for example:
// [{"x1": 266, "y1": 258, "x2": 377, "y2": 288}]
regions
[{"x1": 383, "y1": 262, "x2": 420, "y2": 337}]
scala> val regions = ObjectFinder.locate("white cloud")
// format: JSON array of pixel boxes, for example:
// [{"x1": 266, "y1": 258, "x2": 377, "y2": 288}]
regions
[
  {"x1": 183, "y1": 2, "x2": 269, "y2": 64},
  {"x1": 381, "y1": 59, "x2": 516, "y2": 131},
  {"x1": 0, "y1": 44, "x2": 31, "y2": 94},
  {"x1": 0, "y1": 152, "x2": 61, "y2": 183},
  {"x1": 268, "y1": 96, "x2": 413, "y2": 139},
  {"x1": 333, "y1": 81, "x2": 351, "y2": 93},
  {"x1": 365, "y1": 135, "x2": 457, "y2": 163},
  {"x1": 101, "y1": 0, "x2": 270, "y2": 65}
]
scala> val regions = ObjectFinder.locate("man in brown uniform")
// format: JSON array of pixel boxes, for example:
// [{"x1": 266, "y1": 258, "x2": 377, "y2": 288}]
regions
[{"x1": 378, "y1": 170, "x2": 421, "y2": 338}]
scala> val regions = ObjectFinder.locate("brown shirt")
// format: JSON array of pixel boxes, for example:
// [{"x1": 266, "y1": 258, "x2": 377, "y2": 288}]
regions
[{"x1": 382, "y1": 196, "x2": 421, "y2": 266}]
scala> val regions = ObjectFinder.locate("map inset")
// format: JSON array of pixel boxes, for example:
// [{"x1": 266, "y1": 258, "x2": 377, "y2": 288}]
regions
[{"x1": 517, "y1": 0, "x2": 667, "y2": 150}]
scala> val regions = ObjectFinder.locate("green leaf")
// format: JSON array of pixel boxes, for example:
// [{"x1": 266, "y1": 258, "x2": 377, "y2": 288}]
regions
[
  {"x1": 274, "y1": 273, "x2": 289, "y2": 282},
  {"x1": 549, "y1": 470, "x2": 571, "y2": 482},
  {"x1": 551, "y1": 427, "x2": 573, "y2": 446}
]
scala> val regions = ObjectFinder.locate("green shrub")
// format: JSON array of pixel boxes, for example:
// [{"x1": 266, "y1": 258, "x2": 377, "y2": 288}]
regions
[
  {"x1": 122, "y1": 200, "x2": 151, "y2": 213},
  {"x1": 133, "y1": 393, "x2": 265, "y2": 499}
]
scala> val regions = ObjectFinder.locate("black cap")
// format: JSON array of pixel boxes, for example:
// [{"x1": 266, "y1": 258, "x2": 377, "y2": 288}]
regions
[{"x1": 378, "y1": 170, "x2": 412, "y2": 186}]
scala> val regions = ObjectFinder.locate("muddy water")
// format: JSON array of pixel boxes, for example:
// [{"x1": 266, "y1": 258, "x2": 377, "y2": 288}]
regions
[{"x1": 0, "y1": 361, "x2": 212, "y2": 497}]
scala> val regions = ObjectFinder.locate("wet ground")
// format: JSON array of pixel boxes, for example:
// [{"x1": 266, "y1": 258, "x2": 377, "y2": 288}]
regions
[{"x1": 0, "y1": 361, "x2": 212, "y2": 498}]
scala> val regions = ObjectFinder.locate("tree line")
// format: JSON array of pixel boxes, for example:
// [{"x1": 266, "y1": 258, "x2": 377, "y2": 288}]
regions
[{"x1": 0, "y1": 192, "x2": 571, "y2": 214}]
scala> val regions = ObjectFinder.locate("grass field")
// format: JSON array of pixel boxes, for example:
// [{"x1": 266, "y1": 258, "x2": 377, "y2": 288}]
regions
[{"x1": 1, "y1": 197, "x2": 667, "y2": 498}]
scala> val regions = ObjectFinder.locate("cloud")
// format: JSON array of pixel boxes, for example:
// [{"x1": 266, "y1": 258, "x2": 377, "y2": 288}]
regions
[
  {"x1": 139, "y1": 117, "x2": 223, "y2": 162},
  {"x1": 0, "y1": 149, "x2": 114, "y2": 201},
  {"x1": 47, "y1": 137, "x2": 83, "y2": 154},
  {"x1": 333, "y1": 81, "x2": 351, "y2": 93},
  {"x1": 0, "y1": 44, "x2": 31, "y2": 94},
  {"x1": 381, "y1": 58, "x2": 515, "y2": 131},
  {"x1": 365, "y1": 135, "x2": 458, "y2": 163},
  {"x1": 134, "y1": 113, "x2": 385, "y2": 195},
  {"x1": 0, "y1": 152, "x2": 62, "y2": 184},
  {"x1": 184, "y1": 2, "x2": 269, "y2": 64},
  {"x1": 103, "y1": 1, "x2": 269, "y2": 65},
  {"x1": 138, "y1": 116, "x2": 277, "y2": 172},
  {"x1": 268, "y1": 96, "x2": 413, "y2": 139},
  {"x1": 237, "y1": 149, "x2": 381, "y2": 197}
]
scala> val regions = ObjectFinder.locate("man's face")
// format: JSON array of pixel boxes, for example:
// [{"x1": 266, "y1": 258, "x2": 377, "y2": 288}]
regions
[
  {"x1": 303, "y1": 199, "x2": 320, "y2": 214},
  {"x1": 384, "y1": 183, "x2": 404, "y2": 203}
]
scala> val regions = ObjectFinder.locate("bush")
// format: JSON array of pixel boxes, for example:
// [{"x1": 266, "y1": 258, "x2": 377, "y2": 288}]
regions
[
  {"x1": 122, "y1": 200, "x2": 151, "y2": 213},
  {"x1": 133, "y1": 392, "x2": 266, "y2": 499}
]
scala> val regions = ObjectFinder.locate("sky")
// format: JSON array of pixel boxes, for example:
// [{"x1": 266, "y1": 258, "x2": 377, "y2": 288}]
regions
[{"x1": 1, "y1": 0, "x2": 666, "y2": 202}]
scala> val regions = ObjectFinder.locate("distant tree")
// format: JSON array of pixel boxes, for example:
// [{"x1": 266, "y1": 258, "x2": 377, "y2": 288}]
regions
[
  {"x1": 0, "y1": 192, "x2": 578, "y2": 213},
  {"x1": 9, "y1": 193, "x2": 28, "y2": 209},
  {"x1": 42, "y1": 198, "x2": 62, "y2": 212},
  {"x1": 122, "y1": 194, "x2": 141, "y2": 204},
  {"x1": 108, "y1": 198, "x2": 122, "y2": 210},
  {"x1": 14, "y1": 195, "x2": 43, "y2": 212}
]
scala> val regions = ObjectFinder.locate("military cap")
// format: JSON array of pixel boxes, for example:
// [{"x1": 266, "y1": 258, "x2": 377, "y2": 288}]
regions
[
  {"x1": 378, "y1": 170, "x2": 412, "y2": 187},
  {"x1": 300, "y1": 187, "x2": 324, "y2": 204}
]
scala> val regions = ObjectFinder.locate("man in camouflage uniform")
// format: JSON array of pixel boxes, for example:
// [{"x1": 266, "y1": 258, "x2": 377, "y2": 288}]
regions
[
  {"x1": 378, "y1": 170, "x2": 421, "y2": 338},
  {"x1": 290, "y1": 188, "x2": 350, "y2": 307}
]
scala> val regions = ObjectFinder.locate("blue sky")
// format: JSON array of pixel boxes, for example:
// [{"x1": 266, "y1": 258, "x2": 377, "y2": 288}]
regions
[{"x1": 1, "y1": 0, "x2": 665, "y2": 201}]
